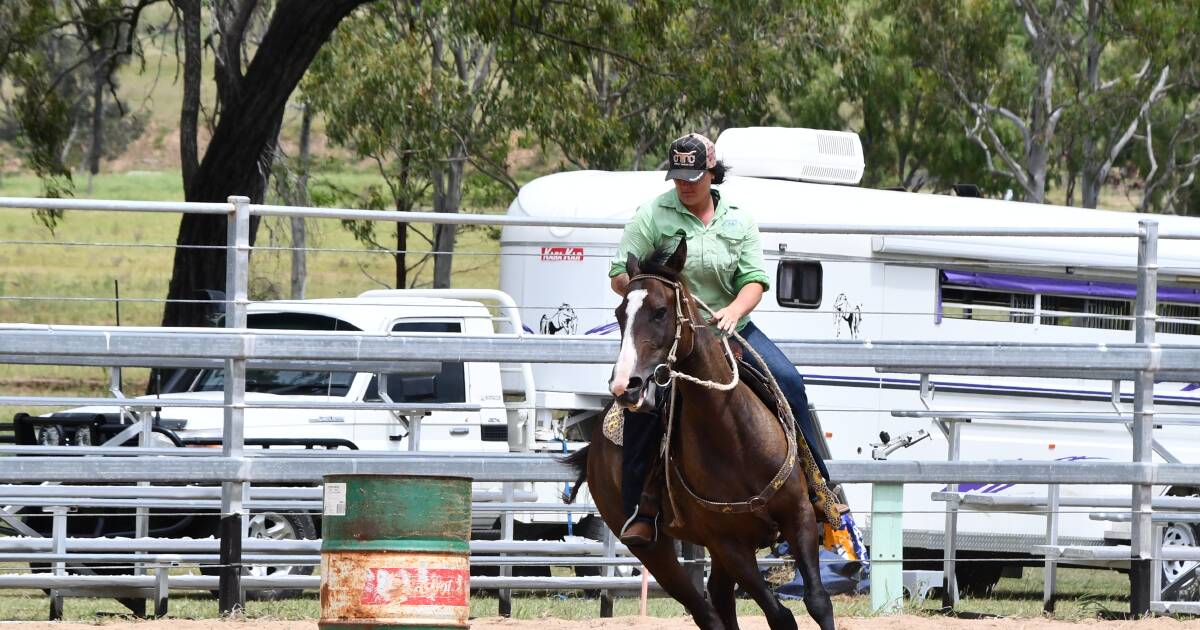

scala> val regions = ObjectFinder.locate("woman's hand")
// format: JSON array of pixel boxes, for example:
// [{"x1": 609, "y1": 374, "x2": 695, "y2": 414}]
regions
[
  {"x1": 710, "y1": 305, "x2": 745, "y2": 335},
  {"x1": 709, "y1": 283, "x2": 764, "y2": 336}
]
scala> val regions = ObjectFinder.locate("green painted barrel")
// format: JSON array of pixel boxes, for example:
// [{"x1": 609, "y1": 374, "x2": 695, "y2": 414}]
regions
[{"x1": 320, "y1": 474, "x2": 472, "y2": 630}]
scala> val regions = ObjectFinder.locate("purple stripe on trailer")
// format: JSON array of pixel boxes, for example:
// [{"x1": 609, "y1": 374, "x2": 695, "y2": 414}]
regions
[{"x1": 941, "y1": 270, "x2": 1200, "y2": 305}]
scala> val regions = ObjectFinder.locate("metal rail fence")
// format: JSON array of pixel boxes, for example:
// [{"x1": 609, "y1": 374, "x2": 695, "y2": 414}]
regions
[{"x1": 1, "y1": 195, "x2": 1199, "y2": 618}]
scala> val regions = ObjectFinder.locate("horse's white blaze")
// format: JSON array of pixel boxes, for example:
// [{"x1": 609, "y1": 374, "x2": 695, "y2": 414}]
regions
[{"x1": 610, "y1": 289, "x2": 647, "y2": 396}]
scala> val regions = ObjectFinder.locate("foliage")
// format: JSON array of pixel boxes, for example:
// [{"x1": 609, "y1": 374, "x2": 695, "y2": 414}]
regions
[
  {"x1": 886, "y1": 0, "x2": 1200, "y2": 209},
  {"x1": 0, "y1": 0, "x2": 152, "y2": 214},
  {"x1": 305, "y1": 0, "x2": 517, "y2": 288},
  {"x1": 829, "y1": 3, "x2": 1002, "y2": 193},
  {"x1": 469, "y1": 0, "x2": 841, "y2": 171}
]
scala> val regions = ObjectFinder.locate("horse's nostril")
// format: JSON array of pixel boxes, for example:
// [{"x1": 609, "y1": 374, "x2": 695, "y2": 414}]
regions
[{"x1": 626, "y1": 376, "x2": 643, "y2": 392}]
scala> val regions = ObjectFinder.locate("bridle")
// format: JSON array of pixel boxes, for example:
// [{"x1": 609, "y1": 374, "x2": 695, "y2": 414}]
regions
[
  {"x1": 627, "y1": 273, "x2": 738, "y2": 390},
  {"x1": 625, "y1": 273, "x2": 797, "y2": 516}
]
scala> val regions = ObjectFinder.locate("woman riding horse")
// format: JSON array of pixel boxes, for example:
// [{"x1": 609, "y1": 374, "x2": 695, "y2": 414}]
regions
[
  {"x1": 608, "y1": 132, "x2": 833, "y2": 546},
  {"x1": 574, "y1": 235, "x2": 838, "y2": 630}
]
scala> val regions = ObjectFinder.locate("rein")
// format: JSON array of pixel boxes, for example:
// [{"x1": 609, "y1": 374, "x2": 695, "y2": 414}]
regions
[{"x1": 627, "y1": 273, "x2": 797, "y2": 516}]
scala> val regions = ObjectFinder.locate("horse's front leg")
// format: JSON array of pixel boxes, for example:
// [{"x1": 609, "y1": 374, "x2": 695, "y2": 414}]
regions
[
  {"x1": 706, "y1": 558, "x2": 740, "y2": 630},
  {"x1": 707, "y1": 541, "x2": 797, "y2": 630},
  {"x1": 780, "y1": 509, "x2": 836, "y2": 630},
  {"x1": 631, "y1": 536, "x2": 725, "y2": 630}
]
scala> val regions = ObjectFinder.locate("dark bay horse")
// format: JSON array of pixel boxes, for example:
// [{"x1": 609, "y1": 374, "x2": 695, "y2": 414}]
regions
[{"x1": 565, "y1": 240, "x2": 835, "y2": 630}]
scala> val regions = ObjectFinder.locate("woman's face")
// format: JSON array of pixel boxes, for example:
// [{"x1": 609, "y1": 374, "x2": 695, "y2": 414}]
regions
[{"x1": 673, "y1": 171, "x2": 713, "y2": 209}]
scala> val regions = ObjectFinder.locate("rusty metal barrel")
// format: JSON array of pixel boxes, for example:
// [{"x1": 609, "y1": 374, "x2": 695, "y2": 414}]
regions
[{"x1": 320, "y1": 474, "x2": 472, "y2": 630}]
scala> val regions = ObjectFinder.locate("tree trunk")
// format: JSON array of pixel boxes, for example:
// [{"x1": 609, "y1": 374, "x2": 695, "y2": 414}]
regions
[
  {"x1": 162, "y1": 0, "x2": 370, "y2": 328},
  {"x1": 290, "y1": 102, "x2": 312, "y2": 299},
  {"x1": 177, "y1": 0, "x2": 201, "y2": 188},
  {"x1": 86, "y1": 66, "x2": 105, "y2": 194},
  {"x1": 395, "y1": 209, "x2": 407, "y2": 289},
  {"x1": 431, "y1": 153, "x2": 465, "y2": 289}
]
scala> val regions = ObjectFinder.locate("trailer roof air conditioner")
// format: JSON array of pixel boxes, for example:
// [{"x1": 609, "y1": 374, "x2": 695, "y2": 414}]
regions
[{"x1": 715, "y1": 127, "x2": 864, "y2": 185}]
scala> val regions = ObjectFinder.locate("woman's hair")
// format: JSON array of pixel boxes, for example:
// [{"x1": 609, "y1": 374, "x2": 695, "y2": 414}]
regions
[{"x1": 711, "y1": 159, "x2": 729, "y2": 185}]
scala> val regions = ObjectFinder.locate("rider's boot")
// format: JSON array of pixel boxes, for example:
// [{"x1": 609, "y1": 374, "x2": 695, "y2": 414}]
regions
[{"x1": 620, "y1": 455, "x2": 665, "y2": 547}]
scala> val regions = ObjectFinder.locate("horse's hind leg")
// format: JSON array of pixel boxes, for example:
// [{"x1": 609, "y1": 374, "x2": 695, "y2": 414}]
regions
[
  {"x1": 781, "y1": 517, "x2": 836, "y2": 630},
  {"x1": 708, "y1": 542, "x2": 797, "y2": 630},
  {"x1": 632, "y1": 537, "x2": 724, "y2": 630},
  {"x1": 707, "y1": 559, "x2": 739, "y2": 630}
]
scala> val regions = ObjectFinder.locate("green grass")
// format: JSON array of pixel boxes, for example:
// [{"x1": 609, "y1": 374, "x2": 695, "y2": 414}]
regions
[
  {"x1": 0, "y1": 169, "x2": 502, "y2": 403},
  {"x1": 0, "y1": 567, "x2": 1134, "y2": 622}
]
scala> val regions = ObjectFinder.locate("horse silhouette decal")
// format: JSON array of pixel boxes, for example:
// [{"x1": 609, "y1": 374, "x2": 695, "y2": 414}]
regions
[
  {"x1": 540, "y1": 303, "x2": 578, "y2": 335},
  {"x1": 833, "y1": 293, "x2": 862, "y2": 339}
]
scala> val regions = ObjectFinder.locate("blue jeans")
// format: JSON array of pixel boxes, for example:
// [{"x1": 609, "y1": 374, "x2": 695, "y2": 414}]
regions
[
  {"x1": 738, "y1": 321, "x2": 831, "y2": 484},
  {"x1": 619, "y1": 320, "x2": 831, "y2": 518}
]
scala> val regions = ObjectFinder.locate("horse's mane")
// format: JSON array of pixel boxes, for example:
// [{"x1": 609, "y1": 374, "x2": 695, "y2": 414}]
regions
[{"x1": 637, "y1": 242, "x2": 684, "y2": 284}]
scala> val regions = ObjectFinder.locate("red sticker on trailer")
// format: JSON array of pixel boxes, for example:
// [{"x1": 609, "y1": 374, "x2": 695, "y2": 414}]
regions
[
  {"x1": 540, "y1": 246, "x2": 584, "y2": 261},
  {"x1": 361, "y1": 567, "x2": 468, "y2": 606}
]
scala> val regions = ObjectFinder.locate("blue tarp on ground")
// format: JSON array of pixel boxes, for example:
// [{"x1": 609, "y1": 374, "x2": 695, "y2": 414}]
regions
[
  {"x1": 770, "y1": 546, "x2": 870, "y2": 599},
  {"x1": 767, "y1": 513, "x2": 871, "y2": 598}
]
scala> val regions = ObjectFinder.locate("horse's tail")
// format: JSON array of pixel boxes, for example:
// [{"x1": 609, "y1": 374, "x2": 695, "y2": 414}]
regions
[{"x1": 560, "y1": 445, "x2": 590, "y2": 504}]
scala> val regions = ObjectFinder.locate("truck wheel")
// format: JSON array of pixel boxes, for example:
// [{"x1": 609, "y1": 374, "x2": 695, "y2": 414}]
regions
[
  {"x1": 954, "y1": 561, "x2": 1003, "y2": 597},
  {"x1": 1162, "y1": 522, "x2": 1200, "y2": 587},
  {"x1": 202, "y1": 511, "x2": 317, "y2": 601}
]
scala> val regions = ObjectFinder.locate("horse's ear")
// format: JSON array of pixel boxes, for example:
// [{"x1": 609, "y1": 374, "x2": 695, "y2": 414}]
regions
[
  {"x1": 665, "y1": 234, "x2": 687, "y2": 273},
  {"x1": 625, "y1": 252, "x2": 641, "y2": 277}
]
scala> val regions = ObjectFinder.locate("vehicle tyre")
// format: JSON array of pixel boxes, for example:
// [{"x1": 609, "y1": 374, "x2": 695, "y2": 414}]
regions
[
  {"x1": 202, "y1": 511, "x2": 317, "y2": 601},
  {"x1": 1161, "y1": 521, "x2": 1200, "y2": 588},
  {"x1": 954, "y1": 561, "x2": 1003, "y2": 597}
]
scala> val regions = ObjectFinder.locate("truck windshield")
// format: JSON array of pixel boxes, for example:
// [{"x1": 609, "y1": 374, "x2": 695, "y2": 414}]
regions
[{"x1": 191, "y1": 312, "x2": 361, "y2": 397}]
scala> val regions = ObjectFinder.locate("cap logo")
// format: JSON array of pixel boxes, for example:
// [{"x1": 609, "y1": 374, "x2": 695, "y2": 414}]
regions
[{"x1": 672, "y1": 149, "x2": 698, "y2": 166}]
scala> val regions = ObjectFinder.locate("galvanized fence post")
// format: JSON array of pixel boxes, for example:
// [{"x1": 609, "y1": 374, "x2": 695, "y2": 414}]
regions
[
  {"x1": 219, "y1": 195, "x2": 250, "y2": 615},
  {"x1": 870, "y1": 483, "x2": 904, "y2": 613},
  {"x1": 1043, "y1": 482, "x2": 1060, "y2": 613},
  {"x1": 1130, "y1": 219, "x2": 1158, "y2": 615}
]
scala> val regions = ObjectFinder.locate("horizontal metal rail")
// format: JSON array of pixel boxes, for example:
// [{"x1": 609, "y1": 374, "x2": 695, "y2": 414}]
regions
[
  {"x1": 0, "y1": 395, "x2": 481, "y2": 413},
  {"x1": 3, "y1": 326, "x2": 1200, "y2": 372},
  {"x1": 0, "y1": 197, "x2": 229, "y2": 214},
  {"x1": 931, "y1": 492, "x2": 1200, "y2": 510},
  {"x1": 0, "y1": 354, "x2": 442, "y2": 373},
  {"x1": 3, "y1": 454, "x2": 1200, "y2": 485},
  {"x1": 893, "y1": 410, "x2": 1200, "y2": 425},
  {"x1": 0, "y1": 537, "x2": 617, "y2": 555},
  {"x1": 0, "y1": 574, "x2": 660, "y2": 592},
  {"x1": 875, "y1": 367, "x2": 1200, "y2": 382},
  {"x1": 3, "y1": 194, "x2": 1199, "y2": 239}
]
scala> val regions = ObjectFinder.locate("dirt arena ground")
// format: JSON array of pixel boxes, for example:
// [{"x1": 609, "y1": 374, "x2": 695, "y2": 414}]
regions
[{"x1": 7, "y1": 617, "x2": 1200, "y2": 630}]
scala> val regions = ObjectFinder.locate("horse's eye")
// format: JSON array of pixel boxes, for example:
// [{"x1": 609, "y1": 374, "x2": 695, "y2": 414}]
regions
[{"x1": 652, "y1": 307, "x2": 667, "y2": 321}]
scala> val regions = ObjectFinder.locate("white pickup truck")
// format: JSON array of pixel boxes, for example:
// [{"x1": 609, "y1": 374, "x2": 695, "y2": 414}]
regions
[{"x1": 11, "y1": 290, "x2": 605, "y2": 578}]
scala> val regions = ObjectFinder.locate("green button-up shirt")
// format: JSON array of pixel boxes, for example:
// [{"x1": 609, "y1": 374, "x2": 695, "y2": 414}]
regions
[{"x1": 608, "y1": 189, "x2": 770, "y2": 331}]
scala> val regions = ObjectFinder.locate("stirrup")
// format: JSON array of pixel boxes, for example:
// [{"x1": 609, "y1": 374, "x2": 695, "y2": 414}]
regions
[{"x1": 619, "y1": 512, "x2": 659, "y2": 546}]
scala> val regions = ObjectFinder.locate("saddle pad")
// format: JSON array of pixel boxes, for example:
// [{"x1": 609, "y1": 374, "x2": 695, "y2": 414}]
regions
[{"x1": 602, "y1": 404, "x2": 623, "y2": 446}]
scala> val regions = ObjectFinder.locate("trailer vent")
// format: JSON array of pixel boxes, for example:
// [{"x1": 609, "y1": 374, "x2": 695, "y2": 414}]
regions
[{"x1": 716, "y1": 127, "x2": 864, "y2": 185}]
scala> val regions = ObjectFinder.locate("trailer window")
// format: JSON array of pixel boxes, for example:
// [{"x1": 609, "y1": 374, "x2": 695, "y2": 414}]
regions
[
  {"x1": 776, "y1": 260, "x2": 822, "y2": 308},
  {"x1": 364, "y1": 322, "x2": 466, "y2": 403},
  {"x1": 939, "y1": 270, "x2": 1200, "y2": 335}
]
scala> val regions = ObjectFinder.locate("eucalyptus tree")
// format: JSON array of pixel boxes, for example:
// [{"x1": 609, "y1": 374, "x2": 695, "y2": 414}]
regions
[
  {"x1": 0, "y1": 0, "x2": 150, "y2": 205},
  {"x1": 832, "y1": 2, "x2": 999, "y2": 193},
  {"x1": 471, "y1": 0, "x2": 840, "y2": 171},
  {"x1": 892, "y1": 0, "x2": 1199, "y2": 209},
  {"x1": 305, "y1": 0, "x2": 517, "y2": 288}
]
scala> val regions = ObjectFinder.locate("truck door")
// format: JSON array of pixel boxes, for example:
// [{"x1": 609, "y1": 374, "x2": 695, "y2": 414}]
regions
[{"x1": 356, "y1": 320, "x2": 475, "y2": 451}]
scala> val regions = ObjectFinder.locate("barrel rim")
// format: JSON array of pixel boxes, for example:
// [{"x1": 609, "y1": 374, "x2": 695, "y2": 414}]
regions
[{"x1": 321, "y1": 473, "x2": 473, "y2": 482}]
